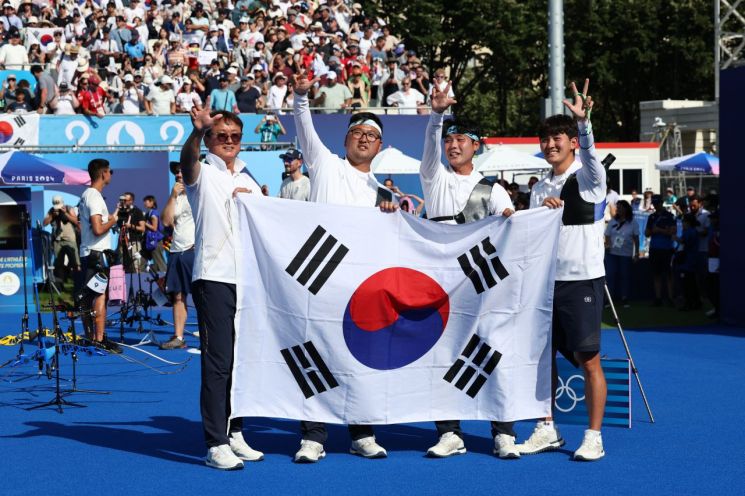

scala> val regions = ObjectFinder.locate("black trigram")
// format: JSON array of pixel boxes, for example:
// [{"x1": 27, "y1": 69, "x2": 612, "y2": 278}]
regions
[
  {"x1": 457, "y1": 237, "x2": 509, "y2": 294},
  {"x1": 443, "y1": 334, "x2": 502, "y2": 398},
  {"x1": 281, "y1": 341, "x2": 339, "y2": 399},
  {"x1": 13, "y1": 115, "x2": 26, "y2": 127},
  {"x1": 13, "y1": 137, "x2": 25, "y2": 146},
  {"x1": 286, "y1": 225, "x2": 349, "y2": 294}
]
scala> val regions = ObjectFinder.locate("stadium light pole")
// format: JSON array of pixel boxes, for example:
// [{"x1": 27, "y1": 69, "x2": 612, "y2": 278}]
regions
[{"x1": 548, "y1": 0, "x2": 565, "y2": 116}]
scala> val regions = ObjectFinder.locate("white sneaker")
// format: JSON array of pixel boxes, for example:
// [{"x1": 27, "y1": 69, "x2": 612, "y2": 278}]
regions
[
  {"x1": 350, "y1": 436, "x2": 387, "y2": 458},
  {"x1": 229, "y1": 431, "x2": 264, "y2": 462},
  {"x1": 573, "y1": 429, "x2": 605, "y2": 461},
  {"x1": 426, "y1": 432, "x2": 466, "y2": 458},
  {"x1": 205, "y1": 444, "x2": 244, "y2": 470},
  {"x1": 493, "y1": 434, "x2": 520, "y2": 459},
  {"x1": 516, "y1": 421, "x2": 565, "y2": 455},
  {"x1": 294, "y1": 440, "x2": 326, "y2": 463}
]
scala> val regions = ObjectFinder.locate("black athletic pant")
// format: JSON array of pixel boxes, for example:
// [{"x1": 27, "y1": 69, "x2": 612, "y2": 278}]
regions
[
  {"x1": 435, "y1": 420, "x2": 516, "y2": 439},
  {"x1": 301, "y1": 421, "x2": 374, "y2": 445},
  {"x1": 192, "y1": 279, "x2": 243, "y2": 448}
]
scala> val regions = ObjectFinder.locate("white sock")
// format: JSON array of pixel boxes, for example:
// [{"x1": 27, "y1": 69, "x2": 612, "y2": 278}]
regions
[{"x1": 542, "y1": 420, "x2": 554, "y2": 427}]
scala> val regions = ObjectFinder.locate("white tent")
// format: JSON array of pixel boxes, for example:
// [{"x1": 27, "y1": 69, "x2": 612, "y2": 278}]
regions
[
  {"x1": 475, "y1": 145, "x2": 549, "y2": 174},
  {"x1": 371, "y1": 146, "x2": 421, "y2": 174}
]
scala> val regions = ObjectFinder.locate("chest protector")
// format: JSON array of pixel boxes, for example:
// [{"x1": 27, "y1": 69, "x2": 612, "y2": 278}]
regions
[
  {"x1": 429, "y1": 177, "x2": 494, "y2": 224},
  {"x1": 559, "y1": 173, "x2": 605, "y2": 225}
]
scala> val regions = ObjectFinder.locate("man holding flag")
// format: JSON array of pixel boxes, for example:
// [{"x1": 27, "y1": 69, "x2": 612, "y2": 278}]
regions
[
  {"x1": 418, "y1": 83, "x2": 518, "y2": 459},
  {"x1": 290, "y1": 73, "x2": 396, "y2": 463}
]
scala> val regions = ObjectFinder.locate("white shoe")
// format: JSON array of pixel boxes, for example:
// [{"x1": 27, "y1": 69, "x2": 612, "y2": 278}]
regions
[
  {"x1": 205, "y1": 444, "x2": 244, "y2": 470},
  {"x1": 350, "y1": 436, "x2": 387, "y2": 458},
  {"x1": 573, "y1": 429, "x2": 605, "y2": 461},
  {"x1": 426, "y1": 432, "x2": 466, "y2": 458},
  {"x1": 229, "y1": 431, "x2": 264, "y2": 461},
  {"x1": 294, "y1": 440, "x2": 326, "y2": 463},
  {"x1": 516, "y1": 421, "x2": 565, "y2": 455},
  {"x1": 493, "y1": 434, "x2": 520, "y2": 459}
]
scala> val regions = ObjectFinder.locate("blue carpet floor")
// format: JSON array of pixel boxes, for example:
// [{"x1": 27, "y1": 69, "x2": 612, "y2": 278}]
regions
[{"x1": 0, "y1": 308, "x2": 743, "y2": 496}]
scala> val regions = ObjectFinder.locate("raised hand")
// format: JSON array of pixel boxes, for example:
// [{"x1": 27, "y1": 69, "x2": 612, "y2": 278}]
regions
[
  {"x1": 562, "y1": 79, "x2": 593, "y2": 120},
  {"x1": 430, "y1": 82, "x2": 456, "y2": 114},
  {"x1": 190, "y1": 95, "x2": 222, "y2": 132},
  {"x1": 293, "y1": 72, "x2": 320, "y2": 95}
]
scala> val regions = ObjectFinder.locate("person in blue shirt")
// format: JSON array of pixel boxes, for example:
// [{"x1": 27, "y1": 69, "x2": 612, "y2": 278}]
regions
[
  {"x1": 124, "y1": 32, "x2": 146, "y2": 68},
  {"x1": 254, "y1": 113, "x2": 286, "y2": 150},
  {"x1": 645, "y1": 194, "x2": 676, "y2": 306},
  {"x1": 209, "y1": 75, "x2": 238, "y2": 112},
  {"x1": 674, "y1": 213, "x2": 701, "y2": 310}
]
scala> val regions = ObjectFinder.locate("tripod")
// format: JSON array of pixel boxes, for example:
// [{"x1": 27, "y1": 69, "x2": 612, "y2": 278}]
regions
[
  {"x1": 604, "y1": 283, "x2": 655, "y2": 423},
  {"x1": 62, "y1": 308, "x2": 110, "y2": 396},
  {"x1": 27, "y1": 222, "x2": 85, "y2": 413}
]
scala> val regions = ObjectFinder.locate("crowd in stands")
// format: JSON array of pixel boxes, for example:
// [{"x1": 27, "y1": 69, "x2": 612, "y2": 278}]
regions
[{"x1": 0, "y1": 0, "x2": 448, "y2": 115}]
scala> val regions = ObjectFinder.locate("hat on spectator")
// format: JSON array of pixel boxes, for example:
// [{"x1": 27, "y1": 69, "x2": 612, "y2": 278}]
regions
[
  {"x1": 159, "y1": 75, "x2": 174, "y2": 85},
  {"x1": 287, "y1": 8, "x2": 297, "y2": 15},
  {"x1": 328, "y1": 56, "x2": 341, "y2": 64},
  {"x1": 209, "y1": 24, "x2": 219, "y2": 31},
  {"x1": 52, "y1": 196, "x2": 64, "y2": 210},
  {"x1": 273, "y1": 73, "x2": 287, "y2": 81},
  {"x1": 352, "y1": 2, "x2": 362, "y2": 11},
  {"x1": 326, "y1": 71, "x2": 337, "y2": 80},
  {"x1": 27, "y1": 16, "x2": 38, "y2": 24},
  {"x1": 218, "y1": 74, "x2": 228, "y2": 82},
  {"x1": 99, "y1": 81, "x2": 109, "y2": 92},
  {"x1": 239, "y1": 16, "x2": 249, "y2": 23},
  {"x1": 227, "y1": 67, "x2": 238, "y2": 75},
  {"x1": 311, "y1": 22, "x2": 322, "y2": 30},
  {"x1": 134, "y1": 69, "x2": 143, "y2": 77},
  {"x1": 279, "y1": 148, "x2": 303, "y2": 161},
  {"x1": 395, "y1": 43, "x2": 405, "y2": 55},
  {"x1": 665, "y1": 187, "x2": 674, "y2": 193},
  {"x1": 59, "y1": 81, "x2": 70, "y2": 90},
  {"x1": 106, "y1": 65, "x2": 118, "y2": 74},
  {"x1": 77, "y1": 59, "x2": 89, "y2": 72},
  {"x1": 169, "y1": 33, "x2": 180, "y2": 42},
  {"x1": 2, "y1": 2, "x2": 13, "y2": 8},
  {"x1": 251, "y1": 63, "x2": 264, "y2": 72},
  {"x1": 285, "y1": 48, "x2": 295, "y2": 55},
  {"x1": 123, "y1": 74, "x2": 134, "y2": 82}
]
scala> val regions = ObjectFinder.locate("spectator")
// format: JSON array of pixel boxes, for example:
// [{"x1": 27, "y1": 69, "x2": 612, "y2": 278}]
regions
[
  {"x1": 278, "y1": 148, "x2": 310, "y2": 201},
  {"x1": 645, "y1": 194, "x2": 676, "y2": 306},
  {"x1": 209, "y1": 74, "x2": 238, "y2": 112},
  {"x1": 380, "y1": 58, "x2": 403, "y2": 107},
  {"x1": 254, "y1": 113, "x2": 285, "y2": 150},
  {"x1": 175, "y1": 80, "x2": 203, "y2": 113},
  {"x1": 31, "y1": 65, "x2": 57, "y2": 114},
  {"x1": 663, "y1": 187, "x2": 677, "y2": 210},
  {"x1": 124, "y1": 32, "x2": 146, "y2": 68},
  {"x1": 386, "y1": 77, "x2": 425, "y2": 115},
  {"x1": 57, "y1": 46, "x2": 81, "y2": 86},
  {"x1": 121, "y1": 74, "x2": 144, "y2": 114},
  {"x1": 674, "y1": 213, "x2": 701, "y2": 311},
  {"x1": 146, "y1": 75, "x2": 176, "y2": 115},
  {"x1": 604, "y1": 200, "x2": 639, "y2": 307},
  {"x1": 52, "y1": 82, "x2": 80, "y2": 115},
  {"x1": 412, "y1": 65, "x2": 431, "y2": 101},
  {"x1": 0, "y1": 30, "x2": 28, "y2": 70},
  {"x1": 266, "y1": 72, "x2": 288, "y2": 112},
  {"x1": 314, "y1": 71, "x2": 351, "y2": 113},
  {"x1": 347, "y1": 62, "x2": 370, "y2": 109},
  {"x1": 7, "y1": 88, "x2": 31, "y2": 113},
  {"x1": 235, "y1": 75, "x2": 262, "y2": 113},
  {"x1": 77, "y1": 75, "x2": 106, "y2": 117},
  {"x1": 605, "y1": 182, "x2": 620, "y2": 220},
  {"x1": 1, "y1": 3, "x2": 22, "y2": 32}
]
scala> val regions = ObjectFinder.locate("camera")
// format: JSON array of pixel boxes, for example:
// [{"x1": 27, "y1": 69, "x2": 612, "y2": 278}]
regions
[{"x1": 118, "y1": 195, "x2": 126, "y2": 209}]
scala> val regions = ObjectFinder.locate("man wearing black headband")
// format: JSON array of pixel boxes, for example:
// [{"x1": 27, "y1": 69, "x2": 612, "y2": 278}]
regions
[
  {"x1": 289, "y1": 74, "x2": 395, "y2": 463},
  {"x1": 420, "y1": 84, "x2": 516, "y2": 460}
]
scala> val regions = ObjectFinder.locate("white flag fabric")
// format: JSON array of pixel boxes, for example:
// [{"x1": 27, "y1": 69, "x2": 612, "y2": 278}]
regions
[
  {"x1": 0, "y1": 114, "x2": 40, "y2": 147},
  {"x1": 231, "y1": 196, "x2": 561, "y2": 424}
]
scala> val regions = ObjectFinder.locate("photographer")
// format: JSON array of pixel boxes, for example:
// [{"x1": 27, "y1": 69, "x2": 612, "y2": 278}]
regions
[
  {"x1": 77, "y1": 159, "x2": 121, "y2": 353},
  {"x1": 43, "y1": 195, "x2": 81, "y2": 284},
  {"x1": 117, "y1": 192, "x2": 146, "y2": 273},
  {"x1": 51, "y1": 82, "x2": 80, "y2": 115}
]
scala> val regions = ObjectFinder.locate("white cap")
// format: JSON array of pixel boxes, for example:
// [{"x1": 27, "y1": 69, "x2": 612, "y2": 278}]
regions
[
  {"x1": 52, "y1": 195, "x2": 64, "y2": 209},
  {"x1": 159, "y1": 75, "x2": 174, "y2": 85},
  {"x1": 227, "y1": 67, "x2": 238, "y2": 75},
  {"x1": 123, "y1": 74, "x2": 134, "y2": 82},
  {"x1": 326, "y1": 71, "x2": 337, "y2": 80},
  {"x1": 169, "y1": 33, "x2": 180, "y2": 42}
]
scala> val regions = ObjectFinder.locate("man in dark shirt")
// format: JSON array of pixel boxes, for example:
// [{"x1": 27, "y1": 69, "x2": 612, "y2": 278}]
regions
[
  {"x1": 644, "y1": 194, "x2": 676, "y2": 306},
  {"x1": 235, "y1": 75, "x2": 261, "y2": 113},
  {"x1": 117, "y1": 191, "x2": 146, "y2": 273}
]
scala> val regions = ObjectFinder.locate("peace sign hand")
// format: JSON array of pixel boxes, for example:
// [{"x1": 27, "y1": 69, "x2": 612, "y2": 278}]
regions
[
  {"x1": 562, "y1": 79, "x2": 593, "y2": 121},
  {"x1": 430, "y1": 82, "x2": 456, "y2": 114},
  {"x1": 190, "y1": 95, "x2": 222, "y2": 132}
]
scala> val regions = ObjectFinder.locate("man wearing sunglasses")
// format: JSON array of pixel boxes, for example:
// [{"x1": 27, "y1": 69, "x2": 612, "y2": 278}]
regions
[
  {"x1": 180, "y1": 102, "x2": 264, "y2": 470},
  {"x1": 290, "y1": 73, "x2": 395, "y2": 464}
]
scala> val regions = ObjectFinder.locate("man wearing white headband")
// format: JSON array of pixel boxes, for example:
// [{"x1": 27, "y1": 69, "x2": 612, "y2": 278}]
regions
[
  {"x1": 419, "y1": 83, "x2": 517, "y2": 460},
  {"x1": 290, "y1": 74, "x2": 395, "y2": 463}
]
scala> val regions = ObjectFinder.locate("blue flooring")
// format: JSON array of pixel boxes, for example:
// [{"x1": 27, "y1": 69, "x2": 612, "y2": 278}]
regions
[{"x1": 0, "y1": 308, "x2": 743, "y2": 496}]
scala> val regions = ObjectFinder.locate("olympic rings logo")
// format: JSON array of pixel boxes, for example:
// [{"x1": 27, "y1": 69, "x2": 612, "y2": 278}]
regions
[{"x1": 554, "y1": 374, "x2": 585, "y2": 412}]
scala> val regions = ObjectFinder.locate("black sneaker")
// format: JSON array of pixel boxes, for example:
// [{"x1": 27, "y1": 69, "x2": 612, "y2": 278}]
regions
[{"x1": 99, "y1": 338, "x2": 123, "y2": 354}]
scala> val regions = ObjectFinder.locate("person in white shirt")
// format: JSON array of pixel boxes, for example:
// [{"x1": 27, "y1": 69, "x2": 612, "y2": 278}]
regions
[
  {"x1": 120, "y1": 74, "x2": 143, "y2": 114},
  {"x1": 277, "y1": 148, "x2": 310, "y2": 201},
  {"x1": 76, "y1": 159, "x2": 121, "y2": 353},
  {"x1": 418, "y1": 84, "x2": 518, "y2": 460},
  {"x1": 518, "y1": 79, "x2": 608, "y2": 462},
  {"x1": 159, "y1": 162, "x2": 196, "y2": 350},
  {"x1": 0, "y1": 31, "x2": 28, "y2": 70},
  {"x1": 386, "y1": 77, "x2": 425, "y2": 115},
  {"x1": 52, "y1": 81, "x2": 80, "y2": 114},
  {"x1": 266, "y1": 72, "x2": 288, "y2": 112},
  {"x1": 145, "y1": 75, "x2": 176, "y2": 115},
  {"x1": 291, "y1": 74, "x2": 396, "y2": 464},
  {"x1": 181, "y1": 105, "x2": 264, "y2": 470}
]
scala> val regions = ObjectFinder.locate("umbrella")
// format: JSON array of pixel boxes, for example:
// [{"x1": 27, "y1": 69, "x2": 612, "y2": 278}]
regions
[
  {"x1": 371, "y1": 146, "x2": 421, "y2": 174},
  {"x1": 0, "y1": 150, "x2": 90, "y2": 185},
  {"x1": 655, "y1": 152, "x2": 719, "y2": 176},
  {"x1": 475, "y1": 145, "x2": 549, "y2": 174}
]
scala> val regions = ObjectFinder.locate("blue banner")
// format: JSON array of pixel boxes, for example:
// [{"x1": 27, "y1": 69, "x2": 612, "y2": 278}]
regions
[{"x1": 554, "y1": 357, "x2": 631, "y2": 428}]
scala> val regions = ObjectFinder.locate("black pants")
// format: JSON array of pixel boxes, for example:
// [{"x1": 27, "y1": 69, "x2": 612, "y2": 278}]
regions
[
  {"x1": 300, "y1": 421, "x2": 374, "y2": 444},
  {"x1": 435, "y1": 420, "x2": 516, "y2": 439},
  {"x1": 192, "y1": 279, "x2": 243, "y2": 448}
]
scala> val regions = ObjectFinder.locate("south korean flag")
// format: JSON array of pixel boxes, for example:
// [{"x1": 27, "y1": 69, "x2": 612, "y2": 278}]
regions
[
  {"x1": 0, "y1": 114, "x2": 40, "y2": 147},
  {"x1": 231, "y1": 196, "x2": 560, "y2": 425}
]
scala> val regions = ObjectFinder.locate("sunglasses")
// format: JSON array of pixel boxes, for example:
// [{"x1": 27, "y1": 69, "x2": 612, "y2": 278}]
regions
[{"x1": 211, "y1": 132, "x2": 243, "y2": 143}]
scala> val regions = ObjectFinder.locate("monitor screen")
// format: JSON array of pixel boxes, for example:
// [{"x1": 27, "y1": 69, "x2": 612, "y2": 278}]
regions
[{"x1": 0, "y1": 204, "x2": 26, "y2": 250}]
